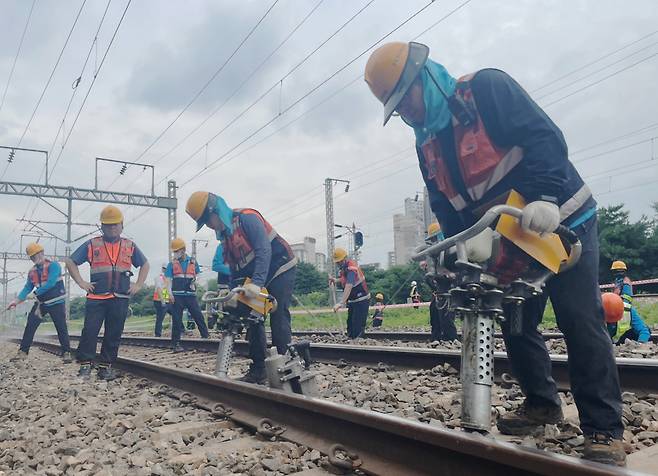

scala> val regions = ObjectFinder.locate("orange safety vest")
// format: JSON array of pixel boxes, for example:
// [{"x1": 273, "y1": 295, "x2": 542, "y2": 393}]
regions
[
  {"x1": 420, "y1": 73, "x2": 523, "y2": 213},
  {"x1": 171, "y1": 257, "x2": 197, "y2": 293},
  {"x1": 223, "y1": 208, "x2": 296, "y2": 284},
  {"x1": 28, "y1": 259, "x2": 65, "y2": 304},
  {"x1": 87, "y1": 237, "x2": 134, "y2": 299},
  {"x1": 339, "y1": 259, "x2": 369, "y2": 303}
]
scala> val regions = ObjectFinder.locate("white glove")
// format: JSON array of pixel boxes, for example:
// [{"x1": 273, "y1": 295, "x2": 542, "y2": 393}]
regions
[
  {"x1": 521, "y1": 201, "x2": 560, "y2": 234},
  {"x1": 465, "y1": 228, "x2": 494, "y2": 263},
  {"x1": 243, "y1": 283, "x2": 262, "y2": 299},
  {"x1": 7, "y1": 300, "x2": 16, "y2": 310}
]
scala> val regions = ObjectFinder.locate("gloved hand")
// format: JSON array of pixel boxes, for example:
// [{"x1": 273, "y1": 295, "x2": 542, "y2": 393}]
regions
[
  {"x1": 333, "y1": 303, "x2": 343, "y2": 313},
  {"x1": 6, "y1": 300, "x2": 16, "y2": 310},
  {"x1": 465, "y1": 228, "x2": 494, "y2": 263},
  {"x1": 243, "y1": 282, "x2": 262, "y2": 299},
  {"x1": 521, "y1": 201, "x2": 560, "y2": 234}
]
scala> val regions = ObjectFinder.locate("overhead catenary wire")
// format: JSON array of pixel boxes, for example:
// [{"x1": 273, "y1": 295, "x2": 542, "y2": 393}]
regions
[
  {"x1": 131, "y1": 0, "x2": 281, "y2": 165},
  {"x1": 0, "y1": 0, "x2": 88, "y2": 181},
  {"x1": 0, "y1": 0, "x2": 37, "y2": 114},
  {"x1": 47, "y1": 0, "x2": 133, "y2": 180},
  {"x1": 149, "y1": 0, "x2": 326, "y2": 167},
  {"x1": 531, "y1": 29, "x2": 658, "y2": 94},
  {"x1": 153, "y1": 0, "x2": 380, "y2": 185},
  {"x1": 178, "y1": 0, "x2": 440, "y2": 188}
]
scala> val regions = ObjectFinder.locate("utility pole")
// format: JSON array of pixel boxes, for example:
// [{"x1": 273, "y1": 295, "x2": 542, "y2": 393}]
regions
[
  {"x1": 191, "y1": 239, "x2": 209, "y2": 260},
  {"x1": 0, "y1": 148, "x2": 178, "y2": 319},
  {"x1": 324, "y1": 178, "x2": 350, "y2": 277}
]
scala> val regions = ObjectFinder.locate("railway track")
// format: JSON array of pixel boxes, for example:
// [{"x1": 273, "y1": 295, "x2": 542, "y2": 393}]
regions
[
  {"x1": 285, "y1": 330, "x2": 658, "y2": 344},
  {"x1": 23, "y1": 337, "x2": 636, "y2": 476},
  {"x1": 64, "y1": 334, "x2": 658, "y2": 394}
]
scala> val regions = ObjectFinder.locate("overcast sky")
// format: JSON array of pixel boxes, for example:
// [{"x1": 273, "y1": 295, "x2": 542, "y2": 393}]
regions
[{"x1": 0, "y1": 0, "x2": 657, "y2": 296}]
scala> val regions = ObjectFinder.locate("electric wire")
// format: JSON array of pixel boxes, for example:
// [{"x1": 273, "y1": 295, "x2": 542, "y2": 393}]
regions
[
  {"x1": 0, "y1": 0, "x2": 87, "y2": 181},
  {"x1": 0, "y1": 0, "x2": 37, "y2": 114},
  {"x1": 132, "y1": 0, "x2": 281, "y2": 164}
]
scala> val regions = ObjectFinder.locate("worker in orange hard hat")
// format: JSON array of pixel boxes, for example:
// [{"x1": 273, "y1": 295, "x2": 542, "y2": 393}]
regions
[
  {"x1": 607, "y1": 261, "x2": 650, "y2": 344},
  {"x1": 186, "y1": 191, "x2": 297, "y2": 384},
  {"x1": 365, "y1": 42, "x2": 624, "y2": 465},
  {"x1": 8, "y1": 243, "x2": 72, "y2": 364},
  {"x1": 66, "y1": 205, "x2": 150, "y2": 381},
  {"x1": 329, "y1": 248, "x2": 370, "y2": 338},
  {"x1": 165, "y1": 238, "x2": 209, "y2": 352}
]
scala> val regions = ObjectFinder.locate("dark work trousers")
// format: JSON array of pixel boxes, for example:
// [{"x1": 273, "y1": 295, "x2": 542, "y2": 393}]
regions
[
  {"x1": 77, "y1": 298, "x2": 130, "y2": 364},
  {"x1": 20, "y1": 302, "x2": 71, "y2": 354},
  {"x1": 153, "y1": 300, "x2": 172, "y2": 337},
  {"x1": 429, "y1": 295, "x2": 457, "y2": 341},
  {"x1": 499, "y1": 217, "x2": 623, "y2": 438},
  {"x1": 616, "y1": 328, "x2": 639, "y2": 345},
  {"x1": 247, "y1": 267, "x2": 296, "y2": 369},
  {"x1": 371, "y1": 308, "x2": 384, "y2": 327},
  {"x1": 171, "y1": 294, "x2": 209, "y2": 345},
  {"x1": 346, "y1": 300, "x2": 369, "y2": 339}
]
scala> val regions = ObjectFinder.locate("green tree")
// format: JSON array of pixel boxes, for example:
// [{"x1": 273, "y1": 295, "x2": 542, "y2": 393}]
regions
[{"x1": 294, "y1": 262, "x2": 326, "y2": 295}]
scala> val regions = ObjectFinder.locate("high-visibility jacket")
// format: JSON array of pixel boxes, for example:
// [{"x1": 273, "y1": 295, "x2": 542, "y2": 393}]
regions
[
  {"x1": 612, "y1": 276, "x2": 650, "y2": 341},
  {"x1": 223, "y1": 208, "x2": 296, "y2": 285},
  {"x1": 339, "y1": 259, "x2": 369, "y2": 303},
  {"x1": 171, "y1": 257, "x2": 197, "y2": 293},
  {"x1": 153, "y1": 274, "x2": 170, "y2": 301},
  {"x1": 87, "y1": 237, "x2": 134, "y2": 299},
  {"x1": 418, "y1": 70, "x2": 595, "y2": 237},
  {"x1": 28, "y1": 260, "x2": 65, "y2": 305}
]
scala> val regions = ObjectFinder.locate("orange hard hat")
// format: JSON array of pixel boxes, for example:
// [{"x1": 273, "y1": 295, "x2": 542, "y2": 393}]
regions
[
  {"x1": 364, "y1": 41, "x2": 429, "y2": 125},
  {"x1": 601, "y1": 292, "x2": 624, "y2": 323}
]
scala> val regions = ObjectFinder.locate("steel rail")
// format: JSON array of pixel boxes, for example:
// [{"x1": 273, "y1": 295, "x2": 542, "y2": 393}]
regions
[
  {"x1": 24, "y1": 338, "x2": 633, "y2": 476},
  {"x1": 288, "y1": 330, "x2": 658, "y2": 344},
  {"x1": 65, "y1": 335, "x2": 658, "y2": 394}
]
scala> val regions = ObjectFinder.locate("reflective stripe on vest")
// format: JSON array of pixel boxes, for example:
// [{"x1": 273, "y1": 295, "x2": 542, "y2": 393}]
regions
[
  {"x1": 88, "y1": 237, "x2": 134, "y2": 297},
  {"x1": 172, "y1": 258, "x2": 197, "y2": 293},
  {"x1": 420, "y1": 71, "x2": 592, "y2": 219},
  {"x1": 339, "y1": 260, "x2": 369, "y2": 303},
  {"x1": 28, "y1": 260, "x2": 65, "y2": 303},
  {"x1": 223, "y1": 208, "x2": 296, "y2": 282}
]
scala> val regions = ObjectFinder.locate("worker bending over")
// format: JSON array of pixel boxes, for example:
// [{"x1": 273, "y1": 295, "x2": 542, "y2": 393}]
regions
[
  {"x1": 330, "y1": 248, "x2": 370, "y2": 338},
  {"x1": 167, "y1": 238, "x2": 209, "y2": 351},
  {"x1": 186, "y1": 191, "x2": 297, "y2": 384},
  {"x1": 8, "y1": 243, "x2": 72, "y2": 363},
  {"x1": 364, "y1": 41, "x2": 624, "y2": 465},
  {"x1": 66, "y1": 205, "x2": 149, "y2": 380},
  {"x1": 608, "y1": 261, "x2": 650, "y2": 344}
]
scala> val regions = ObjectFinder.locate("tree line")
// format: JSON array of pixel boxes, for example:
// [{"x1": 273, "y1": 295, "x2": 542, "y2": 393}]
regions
[{"x1": 65, "y1": 203, "x2": 658, "y2": 319}]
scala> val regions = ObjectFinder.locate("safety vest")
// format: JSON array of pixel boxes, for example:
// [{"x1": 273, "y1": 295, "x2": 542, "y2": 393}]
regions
[
  {"x1": 153, "y1": 275, "x2": 170, "y2": 301},
  {"x1": 171, "y1": 257, "x2": 197, "y2": 293},
  {"x1": 613, "y1": 276, "x2": 633, "y2": 334},
  {"x1": 223, "y1": 208, "x2": 296, "y2": 284},
  {"x1": 28, "y1": 260, "x2": 65, "y2": 304},
  {"x1": 339, "y1": 259, "x2": 370, "y2": 303},
  {"x1": 87, "y1": 236, "x2": 134, "y2": 299},
  {"x1": 419, "y1": 71, "x2": 591, "y2": 220}
]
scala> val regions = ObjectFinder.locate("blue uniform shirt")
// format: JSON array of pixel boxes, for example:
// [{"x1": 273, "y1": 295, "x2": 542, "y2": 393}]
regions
[{"x1": 18, "y1": 261, "x2": 65, "y2": 307}]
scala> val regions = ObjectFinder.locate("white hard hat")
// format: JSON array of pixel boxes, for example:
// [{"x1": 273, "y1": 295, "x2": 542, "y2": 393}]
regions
[{"x1": 411, "y1": 281, "x2": 417, "y2": 286}]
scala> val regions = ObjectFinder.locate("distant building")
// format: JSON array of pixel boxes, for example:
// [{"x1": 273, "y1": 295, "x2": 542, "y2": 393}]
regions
[
  {"x1": 393, "y1": 196, "x2": 426, "y2": 265},
  {"x1": 387, "y1": 251, "x2": 396, "y2": 268},
  {"x1": 315, "y1": 252, "x2": 326, "y2": 273},
  {"x1": 290, "y1": 237, "x2": 326, "y2": 273},
  {"x1": 290, "y1": 237, "x2": 316, "y2": 264},
  {"x1": 361, "y1": 262, "x2": 381, "y2": 270}
]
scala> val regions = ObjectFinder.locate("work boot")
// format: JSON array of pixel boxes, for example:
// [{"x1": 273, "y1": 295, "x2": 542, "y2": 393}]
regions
[
  {"x1": 238, "y1": 365, "x2": 267, "y2": 385},
  {"x1": 97, "y1": 365, "x2": 118, "y2": 381},
  {"x1": 496, "y1": 402, "x2": 563, "y2": 436},
  {"x1": 582, "y1": 434, "x2": 626, "y2": 466},
  {"x1": 172, "y1": 344, "x2": 184, "y2": 353},
  {"x1": 62, "y1": 352, "x2": 73, "y2": 364},
  {"x1": 10, "y1": 350, "x2": 28, "y2": 362},
  {"x1": 78, "y1": 363, "x2": 92, "y2": 378}
]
